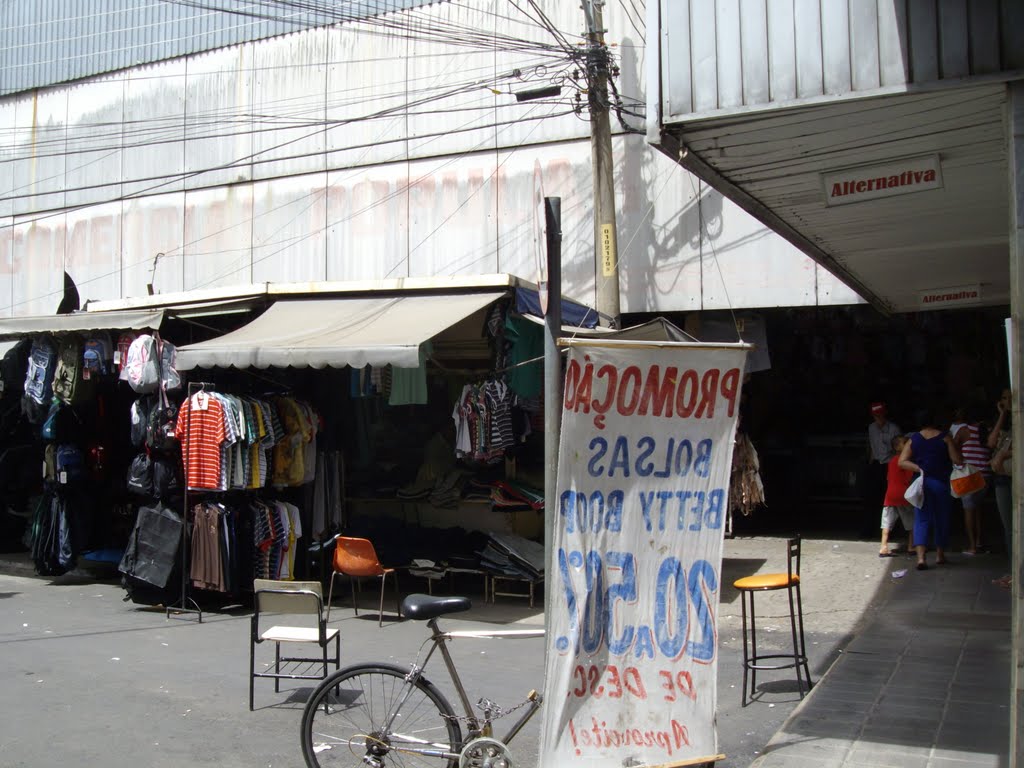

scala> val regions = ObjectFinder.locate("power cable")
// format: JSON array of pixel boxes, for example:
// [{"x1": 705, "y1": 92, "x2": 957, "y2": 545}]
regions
[{"x1": 0, "y1": 0, "x2": 586, "y2": 311}]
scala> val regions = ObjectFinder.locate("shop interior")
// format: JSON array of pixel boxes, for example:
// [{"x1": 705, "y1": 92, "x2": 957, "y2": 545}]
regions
[
  {"x1": 0, "y1": 290, "x2": 1011, "y2": 609},
  {"x1": 620, "y1": 304, "x2": 1013, "y2": 540},
  {"x1": 0, "y1": 287, "x2": 562, "y2": 610}
]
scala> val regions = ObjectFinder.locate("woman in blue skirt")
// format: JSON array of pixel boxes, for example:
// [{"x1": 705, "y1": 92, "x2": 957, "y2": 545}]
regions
[{"x1": 899, "y1": 411, "x2": 963, "y2": 570}]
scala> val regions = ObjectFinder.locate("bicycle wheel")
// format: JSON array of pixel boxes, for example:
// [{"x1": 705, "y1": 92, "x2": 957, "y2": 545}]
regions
[{"x1": 301, "y1": 662, "x2": 463, "y2": 768}]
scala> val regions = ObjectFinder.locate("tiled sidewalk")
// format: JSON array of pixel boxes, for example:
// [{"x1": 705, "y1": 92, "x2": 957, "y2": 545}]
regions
[{"x1": 750, "y1": 555, "x2": 1012, "y2": 768}]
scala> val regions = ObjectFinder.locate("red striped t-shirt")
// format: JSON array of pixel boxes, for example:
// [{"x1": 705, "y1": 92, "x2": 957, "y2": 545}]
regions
[{"x1": 175, "y1": 394, "x2": 226, "y2": 490}]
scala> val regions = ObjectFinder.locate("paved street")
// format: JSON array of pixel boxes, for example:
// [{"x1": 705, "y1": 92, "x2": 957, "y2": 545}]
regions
[{"x1": 0, "y1": 535, "x2": 1001, "y2": 768}]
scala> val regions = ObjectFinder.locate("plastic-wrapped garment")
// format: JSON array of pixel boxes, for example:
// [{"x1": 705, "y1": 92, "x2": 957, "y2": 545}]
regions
[{"x1": 729, "y1": 433, "x2": 765, "y2": 516}]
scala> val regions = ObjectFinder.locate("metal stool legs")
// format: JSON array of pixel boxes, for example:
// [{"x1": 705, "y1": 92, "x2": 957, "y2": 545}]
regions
[{"x1": 738, "y1": 583, "x2": 813, "y2": 706}]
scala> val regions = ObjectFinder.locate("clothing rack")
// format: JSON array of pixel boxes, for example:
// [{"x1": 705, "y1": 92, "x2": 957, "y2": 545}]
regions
[{"x1": 166, "y1": 380, "x2": 213, "y2": 623}]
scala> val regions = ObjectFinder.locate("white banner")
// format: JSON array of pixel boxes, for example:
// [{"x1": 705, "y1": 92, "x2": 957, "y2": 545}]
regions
[{"x1": 540, "y1": 341, "x2": 748, "y2": 768}]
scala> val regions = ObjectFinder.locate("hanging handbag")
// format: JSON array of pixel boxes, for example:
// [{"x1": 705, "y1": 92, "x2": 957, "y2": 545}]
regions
[{"x1": 950, "y1": 464, "x2": 985, "y2": 498}]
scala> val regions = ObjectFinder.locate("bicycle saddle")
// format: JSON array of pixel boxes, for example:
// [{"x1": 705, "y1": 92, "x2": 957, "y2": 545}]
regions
[{"x1": 401, "y1": 594, "x2": 472, "y2": 620}]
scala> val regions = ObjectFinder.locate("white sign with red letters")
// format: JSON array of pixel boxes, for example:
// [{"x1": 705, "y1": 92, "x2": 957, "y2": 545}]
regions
[{"x1": 539, "y1": 340, "x2": 748, "y2": 768}]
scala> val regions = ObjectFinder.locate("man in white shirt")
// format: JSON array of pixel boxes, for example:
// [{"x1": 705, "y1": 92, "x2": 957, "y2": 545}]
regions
[{"x1": 865, "y1": 402, "x2": 902, "y2": 538}]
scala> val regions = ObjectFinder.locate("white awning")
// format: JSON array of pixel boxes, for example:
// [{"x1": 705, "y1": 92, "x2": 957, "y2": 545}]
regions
[
  {"x1": 176, "y1": 292, "x2": 508, "y2": 370},
  {"x1": 0, "y1": 308, "x2": 165, "y2": 339}
]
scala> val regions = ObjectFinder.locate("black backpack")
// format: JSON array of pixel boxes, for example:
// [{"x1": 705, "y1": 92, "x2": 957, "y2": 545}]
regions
[
  {"x1": 31, "y1": 493, "x2": 65, "y2": 576},
  {"x1": 126, "y1": 453, "x2": 154, "y2": 497},
  {"x1": 152, "y1": 457, "x2": 182, "y2": 502},
  {"x1": 146, "y1": 404, "x2": 180, "y2": 455},
  {"x1": 130, "y1": 397, "x2": 155, "y2": 450}
]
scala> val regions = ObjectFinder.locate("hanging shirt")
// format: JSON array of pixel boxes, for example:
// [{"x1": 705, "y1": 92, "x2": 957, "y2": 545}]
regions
[
  {"x1": 389, "y1": 341, "x2": 431, "y2": 406},
  {"x1": 175, "y1": 393, "x2": 227, "y2": 490},
  {"x1": 452, "y1": 384, "x2": 473, "y2": 455}
]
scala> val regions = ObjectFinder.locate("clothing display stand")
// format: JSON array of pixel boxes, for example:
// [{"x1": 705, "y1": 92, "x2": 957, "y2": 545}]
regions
[{"x1": 166, "y1": 380, "x2": 214, "y2": 623}]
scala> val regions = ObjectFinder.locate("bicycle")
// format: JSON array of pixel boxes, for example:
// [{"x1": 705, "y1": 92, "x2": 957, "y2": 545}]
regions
[{"x1": 301, "y1": 593, "x2": 545, "y2": 768}]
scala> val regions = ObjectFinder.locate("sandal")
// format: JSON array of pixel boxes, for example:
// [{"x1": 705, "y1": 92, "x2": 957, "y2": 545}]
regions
[
  {"x1": 879, "y1": 552, "x2": 896, "y2": 558},
  {"x1": 916, "y1": 562, "x2": 928, "y2": 571}
]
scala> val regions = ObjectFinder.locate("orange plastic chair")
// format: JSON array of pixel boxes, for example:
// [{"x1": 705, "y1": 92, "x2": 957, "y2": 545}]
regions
[{"x1": 326, "y1": 536, "x2": 400, "y2": 627}]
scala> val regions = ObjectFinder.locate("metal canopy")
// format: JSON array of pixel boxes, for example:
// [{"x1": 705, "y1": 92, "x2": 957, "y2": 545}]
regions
[
  {"x1": 658, "y1": 83, "x2": 1010, "y2": 313},
  {"x1": 0, "y1": 308, "x2": 165, "y2": 339},
  {"x1": 175, "y1": 292, "x2": 508, "y2": 371}
]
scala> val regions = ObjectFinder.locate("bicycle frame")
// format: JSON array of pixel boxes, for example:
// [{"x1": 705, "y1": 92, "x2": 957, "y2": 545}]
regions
[{"x1": 381, "y1": 617, "x2": 545, "y2": 757}]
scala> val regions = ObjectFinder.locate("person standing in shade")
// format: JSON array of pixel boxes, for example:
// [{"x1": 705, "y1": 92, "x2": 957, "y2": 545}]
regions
[
  {"x1": 899, "y1": 410, "x2": 963, "y2": 570},
  {"x1": 867, "y1": 402, "x2": 901, "y2": 536},
  {"x1": 950, "y1": 404, "x2": 992, "y2": 555}
]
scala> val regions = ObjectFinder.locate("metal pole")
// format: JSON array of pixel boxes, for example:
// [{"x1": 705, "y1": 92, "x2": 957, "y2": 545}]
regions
[
  {"x1": 1007, "y1": 80, "x2": 1023, "y2": 768},
  {"x1": 543, "y1": 196, "x2": 562, "y2": 660},
  {"x1": 583, "y1": 0, "x2": 620, "y2": 327}
]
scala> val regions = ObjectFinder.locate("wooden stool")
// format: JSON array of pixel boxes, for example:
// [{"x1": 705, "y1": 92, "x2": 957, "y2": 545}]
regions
[{"x1": 733, "y1": 536, "x2": 813, "y2": 706}]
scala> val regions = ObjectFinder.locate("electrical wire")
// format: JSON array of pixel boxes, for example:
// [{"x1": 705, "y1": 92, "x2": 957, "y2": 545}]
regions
[
  {"x1": 0, "y1": 52, "x2": 566, "y2": 162},
  {"x1": 0, "y1": 59, "x2": 574, "y2": 216},
  {"x1": 615, "y1": 0, "x2": 644, "y2": 39},
  {"x1": 0, "y1": 0, "x2": 625, "y2": 313}
]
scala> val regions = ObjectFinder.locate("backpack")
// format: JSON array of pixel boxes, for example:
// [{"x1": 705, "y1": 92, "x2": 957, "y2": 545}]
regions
[
  {"x1": 82, "y1": 332, "x2": 113, "y2": 378},
  {"x1": 24, "y1": 336, "x2": 58, "y2": 404},
  {"x1": 21, "y1": 394, "x2": 48, "y2": 424},
  {"x1": 55, "y1": 444, "x2": 85, "y2": 485},
  {"x1": 125, "y1": 335, "x2": 160, "y2": 394},
  {"x1": 32, "y1": 493, "x2": 64, "y2": 576},
  {"x1": 42, "y1": 444, "x2": 57, "y2": 485},
  {"x1": 0, "y1": 338, "x2": 26, "y2": 397},
  {"x1": 58, "y1": 499, "x2": 75, "y2": 569},
  {"x1": 130, "y1": 397, "x2": 155, "y2": 449},
  {"x1": 52, "y1": 338, "x2": 91, "y2": 404},
  {"x1": 116, "y1": 332, "x2": 139, "y2": 381},
  {"x1": 42, "y1": 399, "x2": 65, "y2": 441},
  {"x1": 146, "y1": 403, "x2": 180, "y2": 455},
  {"x1": 152, "y1": 457, "x2": 182, "y2": 501},
  {"x1": 126, "y1": 453, "x2": 154, "y2": 497},
  {"x1": 157, "y1": 337, "x2": 181, "y2": 392}
]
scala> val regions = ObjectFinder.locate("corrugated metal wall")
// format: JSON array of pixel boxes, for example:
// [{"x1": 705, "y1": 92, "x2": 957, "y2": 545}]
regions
[
  {"x1": 0, "y1": 0, "x2": 443, "y2": 97},
  {"x1": 0, "y1": 0, "x2": 861, "y2": 317},
  {"x1": 659, "y1": 0, "x2": 1024, "y2": 122}
]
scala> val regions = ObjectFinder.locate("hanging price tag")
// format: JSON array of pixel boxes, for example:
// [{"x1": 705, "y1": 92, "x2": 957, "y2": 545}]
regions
[{"x1": 59, "y1": 471, "x2": 68, "y2": 485}]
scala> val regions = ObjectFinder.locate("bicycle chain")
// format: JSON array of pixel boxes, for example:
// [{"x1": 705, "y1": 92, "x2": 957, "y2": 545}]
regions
[{"x1": 442, "y1": 696, "x2": 533, "y2": 725}]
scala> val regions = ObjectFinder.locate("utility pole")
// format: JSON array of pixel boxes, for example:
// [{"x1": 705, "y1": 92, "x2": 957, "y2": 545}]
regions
[
  {"x1": 582, "y1": 0, "x2": 620, "y2": 328},
  {"x1": 542, "y1": 196, "x2": 562, "y2": 671}
]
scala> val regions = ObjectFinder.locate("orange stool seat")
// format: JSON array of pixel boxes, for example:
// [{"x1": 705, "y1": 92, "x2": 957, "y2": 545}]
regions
[{"x1": 733, "y1": 573, "x2": 800, "y2": 590}]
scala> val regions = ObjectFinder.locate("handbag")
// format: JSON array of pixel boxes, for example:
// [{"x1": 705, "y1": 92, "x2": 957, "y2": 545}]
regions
[
  {"x1": 950, "y1": 464, "x2": 985, "y2": 498},
  {"x1": 904, "y1": 474, "x2": 925, "y2": 507}
]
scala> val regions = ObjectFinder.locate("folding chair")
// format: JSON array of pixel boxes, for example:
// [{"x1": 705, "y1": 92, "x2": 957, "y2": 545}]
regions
[{"x1": 249, "y1": 579, "x2": 341, "y2": 710}]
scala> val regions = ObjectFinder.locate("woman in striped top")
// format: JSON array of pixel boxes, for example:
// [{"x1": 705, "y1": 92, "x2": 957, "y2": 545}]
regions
[{"x1": 951, "y1": 406, "x2": 992, "y2": 556}]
